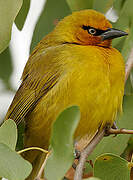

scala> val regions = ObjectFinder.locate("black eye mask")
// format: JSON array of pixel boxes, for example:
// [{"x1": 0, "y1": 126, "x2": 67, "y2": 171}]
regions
[{"x1": 82, "y1": 25, "x2": 107, "y2": 36}]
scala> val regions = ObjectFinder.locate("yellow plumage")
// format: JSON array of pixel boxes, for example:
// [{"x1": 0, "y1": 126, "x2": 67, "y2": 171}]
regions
[{"x1": 5, "y1": 9, "x2": 126, "y2": 179}]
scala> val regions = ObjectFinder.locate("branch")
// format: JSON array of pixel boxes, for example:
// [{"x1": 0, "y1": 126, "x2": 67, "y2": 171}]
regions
[
  {"x1": 108, "y1": 128, "x2": 133, "y2": 135},
  {"x1": 74, "y1": 47, "x2": 133, "y2": 180},
  {"x1": 125, "y1": 47, "x2": 133, "y2": 82},
  {"x1": 74, "y1": 129, "x2": 133, "y2": 180},
  {"x1": 74, "y1": 130, "x2": 105, "y2": 180}
]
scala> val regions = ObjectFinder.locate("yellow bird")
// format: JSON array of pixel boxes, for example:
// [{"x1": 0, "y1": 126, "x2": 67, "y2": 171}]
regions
[{"x1": 5, "y1": 9, "x2": 127, "y2": 179}]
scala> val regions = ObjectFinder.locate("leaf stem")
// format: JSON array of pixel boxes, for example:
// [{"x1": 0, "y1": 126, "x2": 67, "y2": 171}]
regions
[{"x1": 17, "y1": 147, "x2": 49, "y2": 154}]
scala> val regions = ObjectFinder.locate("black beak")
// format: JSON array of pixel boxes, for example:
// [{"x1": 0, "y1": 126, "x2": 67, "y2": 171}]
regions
[{"x1": 101, "y1": 28, "x2": 128, "y2": 41}]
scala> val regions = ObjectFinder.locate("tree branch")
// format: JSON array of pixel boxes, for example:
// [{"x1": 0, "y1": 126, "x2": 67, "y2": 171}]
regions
[
  {"x1": 74, "y1": 130, "x2": 105, "y2": 180},
  {"x1": 125, "y1": 47, "x2": 133, "y2": 82},
  {"x1": 107, "y1": 128, "x2": 133, "y2": 135},
  {"x1": 74, "y1": 47, "x2": 133, "y2": 180}
]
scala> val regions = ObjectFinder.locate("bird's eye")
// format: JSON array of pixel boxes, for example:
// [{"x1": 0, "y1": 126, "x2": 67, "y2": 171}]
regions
[
  {"x1": 82, "y1": 25, "x2": 97, "y2": 35},
  {"x1": 88, "y1": 28, "x2": 96, "y2": 35}
]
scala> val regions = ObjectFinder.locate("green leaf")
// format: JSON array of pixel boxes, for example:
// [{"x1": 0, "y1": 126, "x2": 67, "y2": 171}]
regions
[
  {"x1": 93, "y1": 0, "x2": 114, "y2": 13},
  {"x1": 113, "y1": 0, "x2": 133, "y2": 95},
  {"x1": 0, "y1": 0, "x2": 23, "y2": 53},
  {"x1": 16, "y1": 122, "x2": 25, "y2": 151},
  {"x1": 30, "y1": 0, "x2": 71, "y2": 51},
  {"x1": 124, "y1": 77, "x2": 133, "y2": 95},
  {"x1": 15, "y1": 0, "x2": 31, "y2": 30},
  {"x1": 94, "y1": 153, "x2": 130, "y2": 180},
  {"x1": 0, "y1": 143, "x2": 32, "y2": 180},
  {"x1": 113, "y1": 0, "x2": 126, "y2": 15},
  {"x1": 45, "y1": 106, "x2": 80, "y2": 180},
  {"x1": 130, "y1": 69, "x2": 133, "y2": 89},
  {"x1": 113, "y1": 0, "x2": 133, "y2": 20},
  {"x1": 121, "y1": 22, "x2": 133, "y2": 61},
  {"x1": 88, "y1": 95, "x2": 133, "y2": 163},
  {"x1": 66, "y1": 0, "x2": 94, "y2": 11},
  {"x1": 0, "y1": 120, "x2": 17, "y2": 150},
  {"x1": 0, "y1": 47, "x2": 13, "y2": 88},
  {"x1": 113, "y1": 0, "x2": 133, "y2": 61},
  {"x1": 112, "y1": 37, "x2": 126, "y2": 55}
]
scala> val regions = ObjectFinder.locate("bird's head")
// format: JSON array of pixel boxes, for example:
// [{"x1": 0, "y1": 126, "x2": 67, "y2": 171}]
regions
[{"x1": 54, "y1": 9, "x2": 127, "y2": 47}]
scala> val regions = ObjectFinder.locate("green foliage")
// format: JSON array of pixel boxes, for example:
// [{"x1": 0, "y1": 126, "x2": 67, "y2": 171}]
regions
[
  {"x1": 15, "y1": 0, "x2": 31, "y2": 30},
  {"x1": 94, "y1": 153, "x2": 131, "y2": 180},
  {"x1": 0, "y1": 47, "x2": 13, "y2": 88},
  {"x1": 113, "y1": 0, "x2": 133, "y2": 96},
  {"x1": 0, "y1": 120, "x2": 32, "y2": 180},
  {"x1": 0, "y1": 143, "x2": 32, "y2": 180},
  {"x1": 0, "y1": 120, "x2": 17, "y2": 150},
  {"x1": 30, "y1": 0, "x2": 71, "y2": 51},
  {"x1": 66, "y1": 0, "x2": 113, "y2": 13},
  {"x1": 113, "y1": 0, "x2": 133, "y2": 60},
  {"x1": 66, "y1": 0, "x2": 94, "y2": 11},
  {"x1": 93, "y1": 0, "x2": 114, "y2": 13},
  {"x1": 45, "y1": 106, "x2": 80, "y2": 180},
  {"x1": 0, "y1": 0, "x2": 22, "y2": 53},
  {"x1": 113, "y1": 0, "x2": 126, "y2": 15}
]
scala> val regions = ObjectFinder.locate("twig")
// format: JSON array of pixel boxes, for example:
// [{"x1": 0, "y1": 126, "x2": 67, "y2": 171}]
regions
[
  {"x1": 35, "y1": 152, "x2": 50, "y2": 180},
  {"x1": 107, "y1": 128, "x2": 133, "y2": 135},
  {"x1": 74, "y1": 128, "x2": 133, "y2": 180},
  {"x1": 125, "y1": 47, "x2": 133, "y2": 82},
  {"x1": 74, "y1": 130, "x2": 105, "y2": 180}
]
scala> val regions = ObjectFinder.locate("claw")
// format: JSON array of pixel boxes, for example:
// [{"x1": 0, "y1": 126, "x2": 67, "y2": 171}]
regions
[
  {"x1": 104, "y1": 122, "x2": 118, "y2": 137},
  {"x1": 112, "y1": 122, "x2": 118, "y2": 129},
  {"x1": 112, "y1": 122, "x2": 118, "y2": 137}
]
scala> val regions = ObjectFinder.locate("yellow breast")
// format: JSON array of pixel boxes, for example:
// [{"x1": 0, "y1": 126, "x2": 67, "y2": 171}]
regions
[{"x1": 26, "y1": 44, "x2": 125, "y2": 149}]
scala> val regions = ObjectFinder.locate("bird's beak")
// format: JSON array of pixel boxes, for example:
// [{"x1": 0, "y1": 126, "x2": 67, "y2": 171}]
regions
[{"x1": 101, "y1": 28, "x2": 128, "y2": 41}]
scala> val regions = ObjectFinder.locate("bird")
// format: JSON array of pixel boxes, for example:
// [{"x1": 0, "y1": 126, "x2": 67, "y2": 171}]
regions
[{"x1": 5, "y1": 9, "x2": 127, "y2": 179}]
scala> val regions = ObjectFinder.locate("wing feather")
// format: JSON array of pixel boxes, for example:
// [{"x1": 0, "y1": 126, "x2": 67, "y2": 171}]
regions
[{"x1": 5, "y1": 46, "x2": 61, "y2": 125}]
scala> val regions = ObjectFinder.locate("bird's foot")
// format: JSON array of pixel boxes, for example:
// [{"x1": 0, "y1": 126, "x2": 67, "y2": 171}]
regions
[
  {"x1": 105, "y1": 122, "x2": 118, "y2": 137},
  {"x1": 112, "y1": 122, "x2": 118, "y2": 130}
]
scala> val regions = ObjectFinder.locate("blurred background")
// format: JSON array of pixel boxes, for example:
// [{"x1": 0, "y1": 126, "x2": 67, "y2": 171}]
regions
[{"x1": 0, "y1": 0, "x2": 45, "y2": 121}]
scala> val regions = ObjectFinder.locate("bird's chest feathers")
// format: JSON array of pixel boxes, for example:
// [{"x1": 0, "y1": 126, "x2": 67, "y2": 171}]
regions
[{"x1": 65, "y1": 46, "x2": 124, "y2": 126}]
